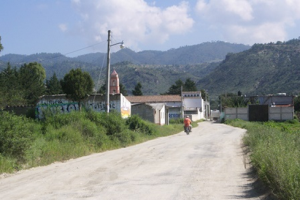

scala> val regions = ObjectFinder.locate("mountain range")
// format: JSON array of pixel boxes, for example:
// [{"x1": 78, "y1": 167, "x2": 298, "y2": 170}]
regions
[
  {"x1": 2, "y1": 39, "x2": 300, "y2": 100},
  {"x1": 0, "y1": 41, "x2": 250, "y2": 96},
  {"x1": 197, "y1": 39, "x2": 300, "y2": 99}
]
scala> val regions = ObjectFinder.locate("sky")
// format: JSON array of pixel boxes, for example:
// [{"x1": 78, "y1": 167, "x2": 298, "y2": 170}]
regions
[{"x1": 1, "y1": 0, "x2": 300, "y2": 57}]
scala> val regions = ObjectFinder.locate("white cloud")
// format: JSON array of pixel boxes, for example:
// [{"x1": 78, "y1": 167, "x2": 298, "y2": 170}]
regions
[
  {"x1": 195, "y1": 0, "x2": 300, "y2": 44},
  {"x1": 59, "y1": 24, "x2": 68, "y2": 32},
  {"x1": 70, "y1": 0, "x2": 194, "y2": 52}
]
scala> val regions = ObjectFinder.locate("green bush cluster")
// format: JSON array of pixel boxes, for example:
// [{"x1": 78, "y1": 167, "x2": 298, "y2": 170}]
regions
[
  {"x1": 0, "y1": 111, "x2": 181, "y2": 174},
  {"x1": 126, "y1": 115, "x2": 155, "y2": 135},
  {"x1": 169, "y1": 118, "x2": 183, "y2": 124},
  {"x1": 226, "y1": 119, "x2": 300, "y2": 199},
  {"x1": 0, "y1": 112, "x2": 40, "y2": 161}
]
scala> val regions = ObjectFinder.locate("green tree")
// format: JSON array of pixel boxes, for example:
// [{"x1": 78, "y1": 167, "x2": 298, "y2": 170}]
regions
[
  {"x1": 0, "y1": 63, "x2": 25, "y2": 108},
  {"x1": 219, "y1": 93, "x2": 248, "y2": 109},
  {"x1": 0, "y1": 36, "x2": 3, "y2": 52},
  {"x1": 19, "y1": 62, "x2": 46, "y2": 104},
  {"x1": 184, "y1": 78, "x2": 197, "y2": 91},
  {"x1": 46, "y1": 73, "x2": 62, "y2": 95},
  {"x1": 165, "y1": 79, "x2": 184, "y2": 94},
  {"x1": 294, "y1": 95, "x2": 300, "y2": 112},
  {"x1": 200, "y1": 89, "x2": 208, "y2": 101},
  {"x1": 132, "y1": 82, "x2": 143, "y2": 96},
  {"x1": 120, "y1": 83, "x2": 128, "y2": 96},
  {"x1": 97, "y1": 83, "x2": 106, "y2": 95},
  {"x1": 61, "y1": 68, "x2": 94, "y2": 110}
]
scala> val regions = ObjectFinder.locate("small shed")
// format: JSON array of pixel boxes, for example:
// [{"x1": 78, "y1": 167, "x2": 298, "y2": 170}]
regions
[{"x1": 131, "y1": 103, "x2": 166, "y2": 125}]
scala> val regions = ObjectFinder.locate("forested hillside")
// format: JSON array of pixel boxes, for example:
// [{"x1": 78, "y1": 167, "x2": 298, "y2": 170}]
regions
[
  {"x1": 0, "y1": 41, "x2": 248, "y2": 95},
  {"x1": 197, "y1": 38, "x2": 300, "y2": 98}
]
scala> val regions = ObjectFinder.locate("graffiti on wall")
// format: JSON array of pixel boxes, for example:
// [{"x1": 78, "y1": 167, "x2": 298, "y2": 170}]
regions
[
  {"x1": 36, "y1": 99, "x2": 118, "y2": 119},
  {"x1": 169, "y1": 113, "x2": 181, "y2": 119}
]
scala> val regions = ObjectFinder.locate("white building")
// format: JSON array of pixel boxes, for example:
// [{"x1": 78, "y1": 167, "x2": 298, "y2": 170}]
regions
[{"x1": 182, "y1": 91, "x2": 209, "y2": 121}]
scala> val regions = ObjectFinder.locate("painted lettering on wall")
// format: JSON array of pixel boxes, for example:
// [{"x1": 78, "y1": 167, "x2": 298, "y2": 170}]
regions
[{"x1": 36, "y1": 100, "x2": 118, "y2": 119}]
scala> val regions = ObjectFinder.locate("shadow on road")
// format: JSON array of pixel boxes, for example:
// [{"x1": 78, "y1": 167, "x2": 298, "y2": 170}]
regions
[{"x1": 229, "y1": 167, "x2": 278, "y2": 199}]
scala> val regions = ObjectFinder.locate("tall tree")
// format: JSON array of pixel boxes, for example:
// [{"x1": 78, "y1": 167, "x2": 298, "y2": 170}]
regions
[
  {"x1": 19, "y1": 62, "x2": 46, "y2": 104},
  {"x1": 46, "y1": 73, "x2": 62, "y2": 95},
  {"x1": 132, "y1": 82, "x2": 143, "y2": 96},
  {"x1": 183, "y1": 78, "x2": 197, "y2": 91},
  {"x1": 0, "y1": 63, "x2": 25, "y2": 108},
  {"x1": 200, "y1": 89, "x2": 208, "y2": 101},
  {"x1": 120, "y1": 83, "x2": 128, "y2": 96},
  {"x1": 0, "y1": 36, "x2": 3, "y2": 52},
  {"x1": 97, "y1": 83, "x2": 106, "y2": 95},
  {"x1": 61, "y1": 68, "x2": 94, "y2": 110},
  {"x1": 165, "y1": 79, "x2": 184, "y2": 95}
]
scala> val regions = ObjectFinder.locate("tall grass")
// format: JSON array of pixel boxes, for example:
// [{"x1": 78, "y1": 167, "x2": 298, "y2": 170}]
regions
[
  {"x1": 226, "y1": 119, "x2": 300, "y2": 199},
  {"x1": 0, "y1": 110, "x2": 184, "y2": 174}
]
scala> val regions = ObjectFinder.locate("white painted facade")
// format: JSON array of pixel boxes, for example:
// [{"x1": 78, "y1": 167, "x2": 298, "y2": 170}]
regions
[{"x1": 182, "y1": 91, "x2": 207, "y2": 121}]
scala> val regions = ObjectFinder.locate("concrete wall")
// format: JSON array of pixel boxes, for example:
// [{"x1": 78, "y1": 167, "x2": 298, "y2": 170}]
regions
[
  {"x1": 36, "y1": 94, "x2": 131, "y2": 119},
  {"x1": 225, "y1": 107, "x2": 248, "y2": 121},
  {"x1": 225, "y1": 106, "x2": 294, "y2": 121},
  {"x1": 269, "y1": 107, "x2": 294, "y2": 121}
]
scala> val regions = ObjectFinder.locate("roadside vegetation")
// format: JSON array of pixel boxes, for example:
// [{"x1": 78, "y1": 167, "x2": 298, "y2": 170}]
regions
[
  {"x1": 226, "y1": 119, "x2": 300, "y2": 200},
  {"x1": 0, "y1": 110, "x2": 185, "y2": 174}
]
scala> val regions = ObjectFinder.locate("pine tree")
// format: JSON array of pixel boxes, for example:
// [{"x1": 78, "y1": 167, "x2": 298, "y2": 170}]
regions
[
  {"x1": 132, "y1": 82, "x2": 143, "y2": 96},
  {"x1": 46, "y1": 73, "x2": 62, "y2": 95}
]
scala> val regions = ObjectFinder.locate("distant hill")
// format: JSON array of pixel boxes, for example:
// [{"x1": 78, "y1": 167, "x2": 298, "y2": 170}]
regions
[
  {"x1": 0, "y1": 41, "x2": 249, "y2": 95},
  {"x1": 0, "y1": 41, "x2": 250, "y2": 66},
  {"x1": 197, "y1": 39, "x2": 300, "y2": 98},
  {"x1": 73, "y1": 41, "x2": 250, "y2": 65}
]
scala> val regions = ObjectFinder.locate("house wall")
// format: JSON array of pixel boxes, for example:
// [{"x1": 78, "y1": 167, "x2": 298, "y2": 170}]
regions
[
  {"x1": 120, "y1": 94, "x2": 131, "y2": 118},
  {"x1": 159, "y1": 105, "x2": 165, "y2": 125},
  {"x1": 168, "y1": 107, "x2": 181, "y2": 119},
  {"x1": 36, "y1": 94, "x2": 130, "y2": 119},
  {"x1": 258, "y1": 96, "x2": 293, "y2": 106},
  {"x1": 131, "y1": 104, "x2": 154, "y2": 123},
  {"x1": 182, "y1": 93, "x2": 206, "y2": 121}
]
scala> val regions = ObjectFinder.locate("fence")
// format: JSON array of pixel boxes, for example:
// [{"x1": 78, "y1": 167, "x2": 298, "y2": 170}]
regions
[{"x1": 225, "y1": 106, "x2": 294, "y2": 121}]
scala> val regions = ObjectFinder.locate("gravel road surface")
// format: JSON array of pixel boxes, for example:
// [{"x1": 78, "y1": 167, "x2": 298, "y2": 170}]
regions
[{"x1": 0, "y1": 121, "x2": 265, "y2": 200}]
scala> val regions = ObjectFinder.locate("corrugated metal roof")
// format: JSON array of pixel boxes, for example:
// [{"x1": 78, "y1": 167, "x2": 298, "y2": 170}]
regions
[{"x1": 126, "y1": 95, "x2": 181, "y2": 103}]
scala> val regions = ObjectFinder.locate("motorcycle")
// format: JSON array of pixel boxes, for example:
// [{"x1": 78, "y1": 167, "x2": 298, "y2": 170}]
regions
[{"x1": 184, "y1": 126, "x2": 191, "y2": 135}]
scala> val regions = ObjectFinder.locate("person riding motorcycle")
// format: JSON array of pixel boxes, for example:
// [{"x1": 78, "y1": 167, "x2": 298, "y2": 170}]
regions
[{"x1": 184, "y1": 116, "x2": 192, "y2": 132}]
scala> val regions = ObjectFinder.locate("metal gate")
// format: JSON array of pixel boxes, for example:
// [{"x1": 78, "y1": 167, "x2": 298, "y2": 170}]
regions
[{"x1": 249, "y1": 105, "x2": 269, "y2": 122}]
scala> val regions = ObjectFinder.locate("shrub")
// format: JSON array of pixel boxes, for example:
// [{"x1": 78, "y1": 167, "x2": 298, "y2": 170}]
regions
[
  {"x1": 126, "y1": 115, "x2": 154, "y2": 135},
  {"x1": 95, "y1": 112, "x2": 126, "y2": 136},
  {"x1": 169, "y1": 118, "x2": 183, "y2": 124},
  {"x1": 0, "y1": 112, "x2": 41, "y2": 161},
  {"x1": 0, "y1": 154, "x2": 17, "y2": 173}
]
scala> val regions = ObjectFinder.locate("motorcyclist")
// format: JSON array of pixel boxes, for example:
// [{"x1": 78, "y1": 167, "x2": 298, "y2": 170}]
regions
[{"x1": 184, "y1": 116, "x2": 192, "y2": 132}]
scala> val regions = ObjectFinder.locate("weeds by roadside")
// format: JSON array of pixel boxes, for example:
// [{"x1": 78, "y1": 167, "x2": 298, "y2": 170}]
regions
[
  {"x1": 226, "y1": 119, "x2": 300, "y2": 200},
  {"x1": 0, "y1": 110, "x2": 184, "y2": 174}
]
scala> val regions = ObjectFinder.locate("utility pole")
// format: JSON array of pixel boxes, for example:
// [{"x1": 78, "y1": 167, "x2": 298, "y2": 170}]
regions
[{"x1": 106, "y1": 30, "x2": 111, "y2": 113}]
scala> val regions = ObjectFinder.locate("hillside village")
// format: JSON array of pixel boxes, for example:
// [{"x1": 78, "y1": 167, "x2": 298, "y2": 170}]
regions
[{"x1": 35, "y1": 70, "x2": 209, "y2": 125}]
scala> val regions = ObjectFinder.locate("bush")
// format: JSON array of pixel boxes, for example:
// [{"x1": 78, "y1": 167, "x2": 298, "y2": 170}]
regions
[
  {"x1": 126, "y1": 115, "x2": 155, "y2": 135},
  {"x1": 169, "y1": 118, "x2": 183, "y2": 124},
  {"x1": 0, "y1": 154, "x2": 18, "y2": 173},
  {"x1": 0, "y1": 112, "x2": 40, "y2": 161}
]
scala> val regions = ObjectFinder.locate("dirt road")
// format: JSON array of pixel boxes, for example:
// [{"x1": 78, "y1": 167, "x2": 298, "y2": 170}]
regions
[{"x1": 0, "y1": 122, "x2": 264, "y2": 200}]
